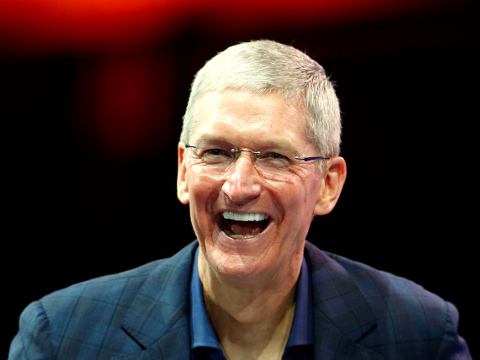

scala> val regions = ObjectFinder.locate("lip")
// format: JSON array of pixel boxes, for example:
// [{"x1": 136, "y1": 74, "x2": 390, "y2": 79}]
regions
[{"x1": 215, "y1": 210, "x2": 274, "y2": 247}]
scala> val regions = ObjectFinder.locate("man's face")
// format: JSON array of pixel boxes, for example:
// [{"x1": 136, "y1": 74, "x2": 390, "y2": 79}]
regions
[{"x1": 178, "y1": 90, "x2": 330, "y2": 280}]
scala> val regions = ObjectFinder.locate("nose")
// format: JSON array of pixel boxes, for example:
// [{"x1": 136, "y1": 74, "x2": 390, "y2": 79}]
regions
[{"x1": 221, "y1": 152, "x2": 262, "y2": 204}]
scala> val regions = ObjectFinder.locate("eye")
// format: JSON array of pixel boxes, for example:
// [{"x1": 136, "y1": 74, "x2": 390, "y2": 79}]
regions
[
  {"x1": 260, "y1": 152, "x2": 292, "y2": 167},
  {"x1": 204, "y1": 149, "x2": 226, "y2": 156},
  {"x1": 268, "y1": 152, "x2": 287, "y2": 160},
  {"x1": 201, "y1": 148, "x2": 232, "y2": 164}
]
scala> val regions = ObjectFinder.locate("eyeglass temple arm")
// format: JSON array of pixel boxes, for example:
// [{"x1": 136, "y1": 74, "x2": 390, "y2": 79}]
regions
[{"x1": 295, "y1": 156, "x2": 330, "y2": 161}]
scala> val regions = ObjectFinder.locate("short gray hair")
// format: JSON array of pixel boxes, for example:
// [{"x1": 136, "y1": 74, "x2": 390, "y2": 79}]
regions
[{"x1": 180, "y1": 40, "x2": 341, "y2": 158}]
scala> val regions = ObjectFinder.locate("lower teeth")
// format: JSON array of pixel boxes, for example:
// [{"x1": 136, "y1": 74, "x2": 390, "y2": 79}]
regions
[
  {"x1": 227, "y1": 233, "x2": 255, "y2": 239},
  {"x1": 222, "y1": 219, "x2": 268, "y2": 239}
]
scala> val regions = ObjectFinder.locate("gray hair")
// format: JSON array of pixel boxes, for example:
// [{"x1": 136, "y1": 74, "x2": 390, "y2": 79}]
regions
[{"x1": 180, "y1": 40, "x2": 342, "y2": 158}]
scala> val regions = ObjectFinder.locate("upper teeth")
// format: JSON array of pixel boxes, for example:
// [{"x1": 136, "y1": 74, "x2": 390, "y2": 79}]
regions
[{"x1": 222, "y1": 212, "x2": 269, "y2": 221}]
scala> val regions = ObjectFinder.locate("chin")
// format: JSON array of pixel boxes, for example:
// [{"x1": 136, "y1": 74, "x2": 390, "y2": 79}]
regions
[{"x1": 202, "y1": 240, "x2": 279, "y2": 280}]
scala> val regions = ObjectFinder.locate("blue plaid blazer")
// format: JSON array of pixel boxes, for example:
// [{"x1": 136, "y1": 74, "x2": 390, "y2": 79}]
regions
[{"x1": 9, "y1": 241, "x2": 471, "y2": 360}]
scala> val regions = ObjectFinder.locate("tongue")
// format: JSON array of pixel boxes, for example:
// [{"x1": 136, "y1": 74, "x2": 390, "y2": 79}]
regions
[{"x1": 223, "y1": 219, "x2": 266, "y2": 238}]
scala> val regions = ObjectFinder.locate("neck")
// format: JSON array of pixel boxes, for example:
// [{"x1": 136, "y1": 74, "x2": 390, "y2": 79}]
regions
[{"x1": 198, "y1": 252, "x2": 302, "y2": 359}]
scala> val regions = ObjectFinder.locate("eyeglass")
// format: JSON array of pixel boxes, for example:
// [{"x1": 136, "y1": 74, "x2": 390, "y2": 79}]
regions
[{"x1": 185, "y1": 143, "x2": 329, "y2": 181}]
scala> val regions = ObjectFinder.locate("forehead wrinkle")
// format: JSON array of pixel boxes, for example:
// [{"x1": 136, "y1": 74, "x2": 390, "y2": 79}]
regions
[
  {"x1": 192, "y1": 121, "x2": 311, "y2": 154},
  {"x1": 192, "y1": 90, "x2": 314, "y2": 152},
  {"x1": 192, "y1": 133, "x2": 234, "y2": 147},
  {"x1": 195, "y1": 133, "x2": 305, "y2": 156}
]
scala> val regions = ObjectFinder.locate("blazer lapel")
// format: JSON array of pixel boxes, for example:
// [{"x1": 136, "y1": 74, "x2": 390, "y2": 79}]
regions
[
  {"x1": 112, "y1": 242, "x2": 198, "y2": 360},
  {"x1": 112, "y1": 240, "x2": 381, "y2": 359},
  {"x1": 305, "y1": 242, "x2": 383, "y2": 360}
]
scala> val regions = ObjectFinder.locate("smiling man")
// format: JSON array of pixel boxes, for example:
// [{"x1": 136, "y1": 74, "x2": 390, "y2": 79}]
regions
[
  {"x1": 177, "y1": 88, "x2": 343, "y2": 359},
  {"x1": 9, "y1": 40, "x2": 471, "y2": 360}
]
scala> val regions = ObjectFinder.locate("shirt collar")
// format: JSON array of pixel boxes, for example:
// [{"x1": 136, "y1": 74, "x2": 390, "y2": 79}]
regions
[
  {"x1": 190, "y1": 247, "x2": 223, "y2": 350},
  {"x1": 190, "y1": 247, "x2": 313, "y2": 350},
  {"x1": 286, "y1": 256, "x2": 313, "y2": 347}
]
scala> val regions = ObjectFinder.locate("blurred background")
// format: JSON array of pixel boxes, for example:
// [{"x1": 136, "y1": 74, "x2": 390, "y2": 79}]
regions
[{"x1": 1, "y1": 0, "x2": 478, "y2": 356}]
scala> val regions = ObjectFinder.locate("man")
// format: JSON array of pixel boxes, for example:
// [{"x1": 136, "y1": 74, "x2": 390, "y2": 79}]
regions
[{"x1": 9, "y1": 40, "x2": 471, "y2": 359}]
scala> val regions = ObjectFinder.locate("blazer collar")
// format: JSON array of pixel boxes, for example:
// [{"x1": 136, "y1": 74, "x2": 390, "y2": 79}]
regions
[
  {"x1": 304, "y1": 241, "x2": 382, "y2": 360},
  {"x1": 117, "y1": 242, "x2": 198, "y2": 360},
  {"x1": 116, "y1": 241, "x2": 380, "y2": 360}
]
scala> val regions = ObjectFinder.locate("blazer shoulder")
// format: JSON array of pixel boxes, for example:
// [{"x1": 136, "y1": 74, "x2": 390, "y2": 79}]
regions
[
  {"x1": 42, "y1": 258, "x2": 164, "y2": 305},
  {"x1": 35, "y1": 258, "x2": 164, "y2": 337},
  {"x1": 306, "y1": 244, "x2": 471, "y2": 358},
  {"x1": 305, "y1": 242, "x2": 440, "y2": 303},
  {"x1": 322, "y1": 250, "x2": 451, "y2": 317},
  {"x1": 11, "y1": 242, "x2": 199, "y2": 360},
  {"x1": 39, "y1": 241, "x2": 198, "y2": 311}
]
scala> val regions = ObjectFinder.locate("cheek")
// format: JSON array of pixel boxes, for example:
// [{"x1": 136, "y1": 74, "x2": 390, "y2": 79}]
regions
[
  {"x1": 186, "y1": 165, "x2": 221, "y2": 199},
  {"x1": 187, "y1": 172, "x2": 221, "y2": 228},
  {"x1": 190, "y1": 173, "x2": 222, "y2": 198},
  {"x1": 274, "y1": 177, "x2": 320, "y2": 225}
]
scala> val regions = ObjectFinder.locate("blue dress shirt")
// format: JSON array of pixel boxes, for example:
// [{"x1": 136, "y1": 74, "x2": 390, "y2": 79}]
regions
[{"x1": 190, "y1": 248, "x2": 313, "y2": 360}]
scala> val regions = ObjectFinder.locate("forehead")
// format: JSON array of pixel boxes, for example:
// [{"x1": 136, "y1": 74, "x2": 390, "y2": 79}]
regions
[{"x1": 191, "y1": 90, "x2": 313, "y2": 149}]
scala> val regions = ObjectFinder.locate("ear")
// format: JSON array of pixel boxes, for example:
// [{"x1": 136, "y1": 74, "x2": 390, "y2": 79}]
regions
[
  {"x1": 177, "y1": 142, "x2": 190, "y2": 204},
  {"x1": 314, "y1": 157, "x2": 347, "y2": 216}
]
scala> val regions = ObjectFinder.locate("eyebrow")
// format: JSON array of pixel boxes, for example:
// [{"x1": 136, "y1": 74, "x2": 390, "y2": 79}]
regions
[
  {"x1": 194, "y1": 136, "x2": 299, "y2": 153},
  {"x1": 193, "y1": 136, "x2": 235, "y2": 148}
]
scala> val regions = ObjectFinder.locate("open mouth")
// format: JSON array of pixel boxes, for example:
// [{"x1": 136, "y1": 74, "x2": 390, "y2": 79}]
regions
[{"x1": 221, "y1": 212, "x2": 270, "y2": 239}]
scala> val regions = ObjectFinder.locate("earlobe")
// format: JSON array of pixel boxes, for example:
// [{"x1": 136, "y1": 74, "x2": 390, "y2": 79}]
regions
[
  {"x1": 177, "y1": 143, "x2": 190, "y2": 204},
  {"x1": 314, "y1": 157, "x2": 347, "y2": 216}
]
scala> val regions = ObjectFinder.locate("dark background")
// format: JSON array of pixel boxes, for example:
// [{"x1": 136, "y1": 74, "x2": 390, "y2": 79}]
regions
[{"x1": 2, "y1": 0, "x2": 478, "y2": 357}]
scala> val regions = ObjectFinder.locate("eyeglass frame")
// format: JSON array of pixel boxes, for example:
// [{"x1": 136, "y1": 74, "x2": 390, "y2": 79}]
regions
[{"x1": 185, "y1": 144, "x2": 330, "y2": 162}]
